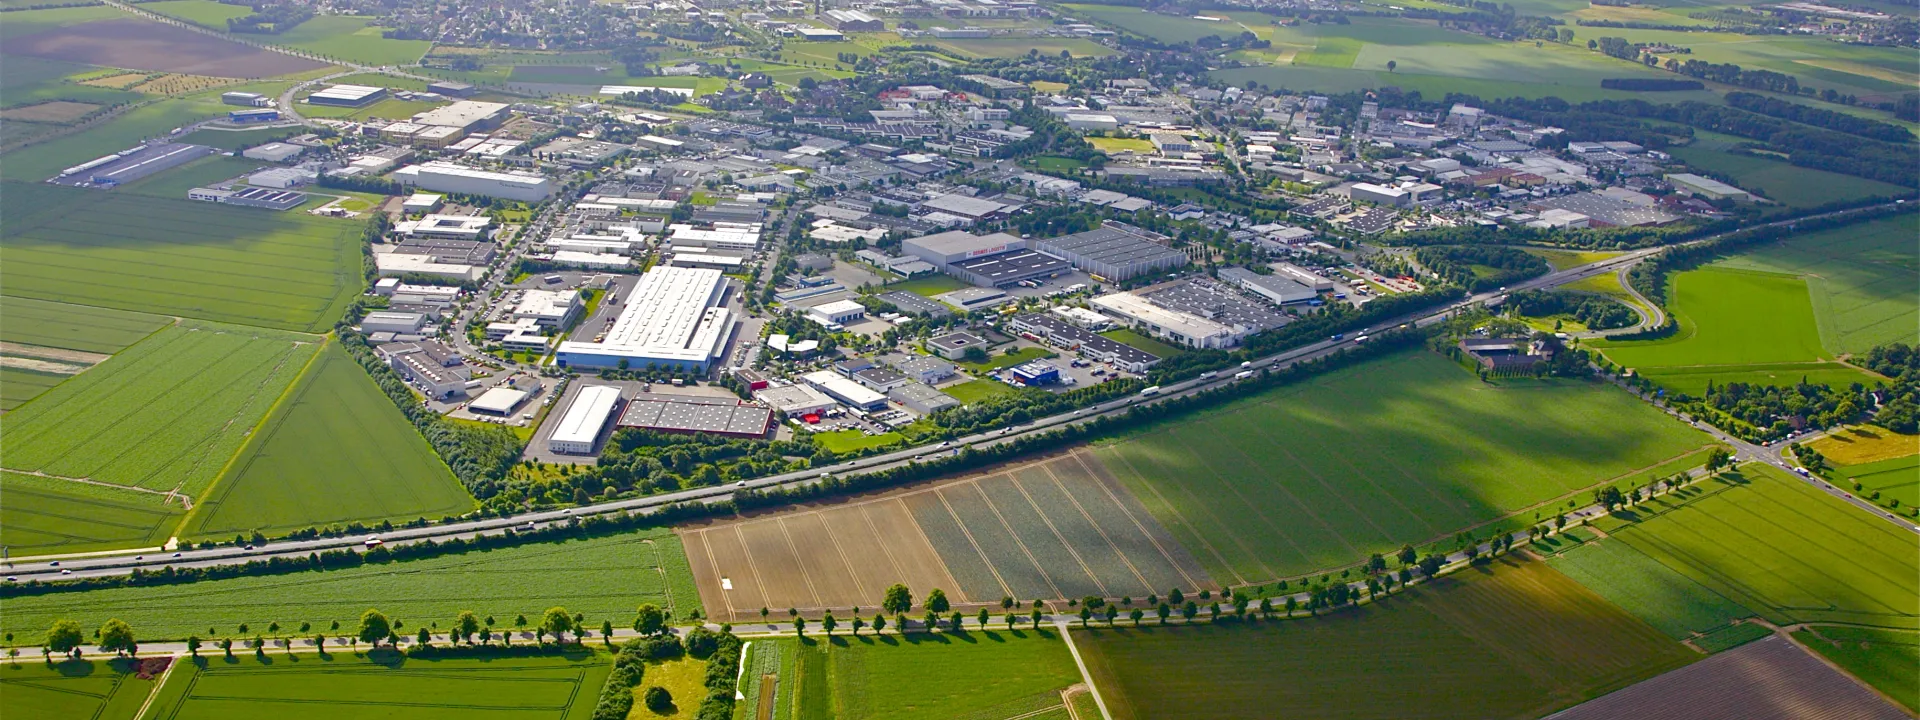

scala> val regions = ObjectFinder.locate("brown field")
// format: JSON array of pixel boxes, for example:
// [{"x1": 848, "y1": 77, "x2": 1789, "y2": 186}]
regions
[
  {"x1": 1545, "y1": 635, "x2": 1909, "y2": 720},
  {"x1": 7, "y1": 18, "x2": 326, "y2": 78},
  {"x1": 0, "y1": 100, "x2": 100, "y2": 123},
  {"x1": 79, "y1": 72, "x2": 148, "y2": 89},
  {"x1": 680, "y1": 452, "x2": 1215, "y2": 621},
  {"x1": 130, "y1": 73, "x2": 239, "y2": 95}
]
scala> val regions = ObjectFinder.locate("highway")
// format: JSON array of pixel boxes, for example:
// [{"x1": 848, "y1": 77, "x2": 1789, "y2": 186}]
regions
[{"x1": 4, "y1": 201, "x2": 1900, "y2": 583}]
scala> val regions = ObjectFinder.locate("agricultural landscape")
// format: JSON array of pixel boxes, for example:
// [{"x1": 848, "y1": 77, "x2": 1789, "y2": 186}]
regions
[{"x1": 0, "y1": 0, "x2": 1915, "y2": 718}]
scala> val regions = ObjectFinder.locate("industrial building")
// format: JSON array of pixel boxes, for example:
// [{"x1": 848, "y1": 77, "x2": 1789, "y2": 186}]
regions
[
  {"x1": 1665, "y1": 173, "x2": 1752, "y2": 202},
  {"x1": 825, "y1": 8, "x2": 885, "y2": 31},
  {"x1": 1009, "y1": 360, "x2": 1060, "y2": 386},
  {"x1": 427, "y1": 80, "x2": 476, "y2": 97},
  {"x1": 395, "y1": 214, "x2": 492, "y2": 240},
  {"x1": 616, "y1": 393, "x2": 773, "y2": 438},
  {"x1": 755, "y1": 383, "x2": 837, "y2": 418},
  {"x1": 222, "y1": 91, "x2": 267, "y2": 106},
  {"x1": 903, "y1": 230, "x2": 1070, "y2": 288},
  {"x1": 555, "y1": 266, "x2": 736, "y2": 372},
  {"x1": 795, "y1": 27, "x2": 845, "y2": 40},
  {"x1": 927, "y1": 331, "x2": 988, "y2": 360},
  {"x1": 411, "y1": 101, "x2": 511, "y2": 132},
  {"x1": 307, "y1": 84, "x2": 387, "y2": 107},
  {"x1": 513, "y1": 289, "x2": 582, "y2": 328},
  {"x1": 362, "y1": 311, "x2": 430, "y2": 334},
  {"x1": 1350, "y1": 182, "x2": 1409, "y2": 207},
  {"x1": 889, "y1": 382, "x2": 959, "y2": 414},
  {"x1": 228, "y1": 109, "x2": 280, "y2": 123},
  {"x1": 801, "y1": 370, "x2": 888, "y2": 411},
  {"x1": 903, "y1": 230, "x2": 1023, "y2": 270},
  {"x1": 1091, "y1": 278, "x2": 1289, "y2": 351},
  {"x1": 1091, "y1": 292, "x2": 1240, "y2": 350},
  {"x1": 548, "y1": 385, "x2": 625, "y2": 455},
  {"x1": 391, "y1": 236, "x2": 495, "y2": 266},
  {"x1": 1033, "y1": 222, "x2": 1187, "y2": 281},
  {"x1": 807, "y1": 299, "x2": 868, "y2": 327},
  {"x1": 392, "y1": 162, "x2": 554, "y2": 202},
  {"x1": 247, "y1": 167, "x2": 316, "y2": 189},
  {"x1": 1218, "y1": 267, "x2": 1317, "y2": 305},
  {"x1": 1274, "y1": 263, "x2": 1335, "y2": 291},
  {"x1": 1008, "y1": 312, "x2": 1160, "y2": 372},
  {"x1": 242, "y1": 142, "x2": 304, "y2": 163},
  {"x1": 402, "y1": 193, "x2": 444, "y2": 213},
  {"x1": 383, "y1": 341, "x2": 469, "y2": 399},
  {"x1": 58, "y1": 142, "x2": 214, "y2": 187},
  {"x1": 468, "y1": 386, "x2": 530, "y2": 416},
  {"x1": 373, "y1": 249, "x2": 485, "y2": 282},
  {"x1": 187, "y1": 186, "x2": 305, "y2": 211},
  {"x1": 891, "y1": 355, "x2": 957, "y2": 384}
]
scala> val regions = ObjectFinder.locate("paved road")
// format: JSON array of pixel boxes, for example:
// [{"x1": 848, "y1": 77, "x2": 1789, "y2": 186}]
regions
[{"x1": 5, "y1": 202, "x2": 1900, "y2": 582}]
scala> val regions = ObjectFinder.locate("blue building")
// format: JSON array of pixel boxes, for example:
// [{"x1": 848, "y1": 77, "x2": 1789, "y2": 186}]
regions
[
  {"x1": 229, "y1": 109, "x2": 280, "y2": 123},
  {"x1": 1009, "y1": 359, "x2": 1060, "y2": 386}
]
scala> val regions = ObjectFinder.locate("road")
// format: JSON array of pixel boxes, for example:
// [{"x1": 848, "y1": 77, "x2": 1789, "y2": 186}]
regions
[{"x1": 5, "y1": 201, "x2": 1901, "y2": 583}]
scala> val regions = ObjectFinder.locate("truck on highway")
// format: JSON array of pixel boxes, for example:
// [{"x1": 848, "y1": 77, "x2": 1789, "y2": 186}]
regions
[
  {"x1": 1199, "y1": 371, "x2": 1217, "y2": 379},
  {"x1": 1234, "y1": 370, "x2": 1254, "y2": 380},
  {"x1": 1139, "y1": 386, "x2": 1161, "y2": 396}
]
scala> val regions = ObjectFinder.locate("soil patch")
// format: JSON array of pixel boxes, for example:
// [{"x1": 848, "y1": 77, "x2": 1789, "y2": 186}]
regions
[
  {"x1": 0, "y1": 100, "x2": 100, "y2": 122},
  {"x1": 6, "y1": 18, "x2": 326, "y2": 78}
]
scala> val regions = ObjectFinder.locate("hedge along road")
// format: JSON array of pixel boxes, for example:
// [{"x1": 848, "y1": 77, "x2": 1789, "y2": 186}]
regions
[{"x1": 4, "y1": 200, "x2": 1899, "y2": 582}]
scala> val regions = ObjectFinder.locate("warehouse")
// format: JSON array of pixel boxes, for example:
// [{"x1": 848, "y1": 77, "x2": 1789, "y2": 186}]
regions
[
  {"x1": 825, "y1": 8, "x2": 885, "y2": 31},
  {"x1": 1350, "y1": 182, "x2": 1409, "y2": 207},
  {"x1": 1274, "y1": 263, "x2": 1335, "y2": 291},
  {"x1": 392, "y1": 236, "x2": 495, "y2": 265},
  {"x1": 242, "y1": 142, "x2": 304, "y2": 163},
  {"x1": 801, "y1": 370, "x2": 888, "y2": 410},
  {"x1": 917, "y1": 194, "x2": 1010, "y2": 226},
  {"x1": 1008, "y1": 312, "x2": 1160, "y2": 372},
  {"x1": 307, "y1": 84, "x2": 387, "y2": 107},
  {"x1": 228, "y1": 108, "x2": 280, "y2": 123},
  {"x1": 222, "y1": 91, "x2": 267, "y2": 106},
  {"x1": 187, "y1": 186, "x2": 305, "y2": 210},
  {"x1": 555, "y1": 266, "x2": 736, "y2": 372},
  {"x1": 247, "y1": 167, "x2": 316, "y2": 189},
  {"x1": 903, "y1": 230, "x2": 1025, "y2": 271},
  {"x1": 1033, "y1": 222, "x2": 1187, "y2": 281},
  {"x1": 412, "y1": 101, "x2": 512, "y2": 132},
  {"x1": 374, "y1": 251, "x2": 484, "y2": 282},
  {"x1": 1218, "y1": 267, "x2": 1316, "y2": 305},
  {"x1": 1665, "y1": 173, "x2": 1751, "y2": 202},
  {"x1": 1091, "y1": 291, "x2": 1242, "y2": 349},
  {"x1": 616, "y1": 393, "x2": 773, "y2": 438},
  {"x1": 548, "y1": 385, "x2": 625, "y2": 455},
  {"x1": 362, "y1": 311, "x2": 429, "y2": 334},
  {"x1": 755, "y1": 383, "x2": 837, "y2": 418},
  {"x1": 795, "y1": 27, "x2": 845, "y2": 41},
  {"x1": 807, "y1": 299, "x2": 868, "y2": 327},
  {"x1": 468, "y1": 386, "x2": 530, "y2": 416},
  {"x1": 889, "y1": 382, "x2": 959, "y2": 414},
  {"x1": 392, "y1": 161, "x2": 553, "y2": 202},
  {"x1": 428, "y1": 80, "x2": 476, "y2": 97},
  {"x1": 949, "y1": 249, "x2": 1072, "y2": 288}
]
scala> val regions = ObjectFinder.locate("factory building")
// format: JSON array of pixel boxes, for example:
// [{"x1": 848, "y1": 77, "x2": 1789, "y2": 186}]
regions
[
  {"x1": 242, "y1": 142, "x2": 304, "y2": 163},
  {"x1": 1008, "y1": 312, "x2": 1160, "y2": 373},
  {"x1": 222, "y1": 91, "x2": 268, "y2": 106},
  {"x1": 227, "y1": 109, "x2": 280, "y2": 123},
  {"x1": 926, "y1": 331, "x2": 988, "y2": 360},
  {"x1": 1274, "y1": 263, "x2": 1336, "y2": 291},
  {"x1": 889, "y1": 382, "x2": 959, "y2": 414},
  {"x1": 1032, "y1": 222, "x2": 1187, "y2": 282},
  {"x1": 825, "y1": 8, "x2": 885, "y2": 31},
  {"x1": 555, "y1": 266, "x2": 736, "y2": 372},
  {"x1": 1218, "y1": 267, "x2": 1317, "y2": 305},
  {"x1": 392, "y1": 161, "x2": 553, "y2": 202},
  {"x1": 362, "y1": 311, "x2": 430, "y2": 334},
  {"x1": 903, "y1": 230, "x2": 1071, "y2": 288},
  {"x1": 187, "y1": 186, "x2": 305, "y2": 211},
  {"x1": 512, "y1": 289, "x2": 582, "y2": 328},
  {"x1": 548, "y1": 385, "x2": 625, "y2": 455},
  {"x1": 616, "y1": 393, "x2": 773, "y2": 438},
  {"x1": 1091, "y1": 292, "x2": 1244, "y2": 350},
  {"x1": 427, "y1": 81, "x2": 477, "y2": 97},
  {"x1": 801, "y1": 370, "x2": 888, "y2": 411},
  {"x1": 307, "y1": 84, "x2": 387, "y2": 107},
  {"x1": 1665, "y1": 173, "x2": 1752, "y2": 202},
  {"x1": 395, "y1": 213, "x2": 492, "y2": 240},
  {"x1": 755, "y1": 383, "x2": 838, "y2": 418},
  {"x1": 411, "y1": 101, "x2": 512, "y2": 133},
  {"x1": 383, "y1": 341, "x2": 469, "y2": 399}
]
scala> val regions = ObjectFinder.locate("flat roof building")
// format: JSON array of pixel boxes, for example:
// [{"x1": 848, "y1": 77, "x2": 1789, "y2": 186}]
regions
[
  {"x1": 396, "y1": 213, "x2": 492, "y2": 240},
  {"x1": 548, "y1": 385, "x2": 624, "y2": 454},
  {"x1": 468, "y1": 386, "x2": 530, "y2": 415},
  {"x1": 412, "y1": 101, "x2": 511, "y2": 131},
  {"x1": 187, "y1": 186, "x2": 305, "y2": 211},
  {"x1": 1008, "y1": 312, "x2": 1160, "y2": 372},
  {"x1": 513, "y1": 289, "x2": 582, "y2": 328},
  {"x1": 889, "y1": 382, "x2": 959, "y2": 414},
  {"x1": 392, "y1": 161, "x2": 553, "y2": 202},
  {"x1": 616, "y1": 392, "x2": 772, "y2": 438},
  {"x1": 1665, "y1": 173, "x2": 1752, "y2": 202},
  {"x1": 755, "y1": 383, "x2": 838, "y2": 417},
  {"x1": 825, "y1": 8, "x2": 884, "y2": 31},
  {"x1": 801, "y1": 370, "x2": 888, "y2": 410},
  {"x1": 1091, "y1": 291, "x2": 1242, "y2": 350},
  {"x1": 374, "y1": 251, "x2": 483, "y2": 282},
  {"x1": 1033, "y1": 222, "x2": 1186, "y2": 281},
  {"x1": 1218, "y1": 267, "x2": 1316, "y2": 305},
  {"x1": 308, "y1": 84, "x2": 386, "y2": 107},
  {"x1": 927, "y1": 331, "x2": 988, "y2": 360},
  {"x1": 949, "y1": 249, "x2": 1072, "y2": 288},
  {"x1": 555, "y1": 266, "x2": 736, "y2": 372}
]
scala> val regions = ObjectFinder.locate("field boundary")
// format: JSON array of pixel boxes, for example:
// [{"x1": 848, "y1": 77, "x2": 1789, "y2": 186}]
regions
[{"x1": 169, "y1": 332, "x2": 329, "y2": 541}]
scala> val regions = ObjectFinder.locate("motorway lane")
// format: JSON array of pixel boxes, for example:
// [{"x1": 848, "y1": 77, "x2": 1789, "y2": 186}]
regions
[{"x1": 7, "y1": 204, "x2": 1900, "y2": 580}]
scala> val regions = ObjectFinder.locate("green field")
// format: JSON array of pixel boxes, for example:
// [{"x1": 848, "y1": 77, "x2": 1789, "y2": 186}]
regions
[
  {"x1": 810, "y1": 428, "x2": 904, "y2": 455},
  {"x1": 1, "y1": 528, "x2": 698, "y2": 641},
  {"x1": 884, "y1": 274, "x2": 968, "y2": 298},
  {"x1": 1710, "y1": 215, "x2": 1919, "y2": 356},
  {"x1": 1671, "y1": 144, "x2": 1911, "y2": 209},
  {"x1": 942, "y1": 378, "x2": 1019, "y2": 404},
  {"x1": 0, "y1": 658, "x2": 160, "y2": 720},
  {"x1": 1794, "y1": 626, "x2": 1920, "y2": 712},
  {"x1": 185, "y1": 345, "x2": 476, "y2": 539},
  {"x1": 1547, "y1": 537, "x2": 1753, "y2": 640},
  {"x1": 958, "y1": 346, "x2": 1058, "y2": 373},
  {"x1": 1077, "y1": 558, "x2": 1697, "y2": 720},
  {"x1": 1525, "y1": 248, "x2": 1622, "y2": 272},
  {"x1": 1604, "y1": 464, "x2": 1919, "y2": 629},
  {"x1": 0, "y1": 55, "x2": 143, "y2": 108},
  {"x1": 1828, "y1": 455, "x2": 1920, "y2": 510},
  {"x1": 1098, "y1": 328, "x2": 1183, "y2": 358},
  {"x1": 272, "y1": 15, "x2": 432, "y2": 66},
  {"x1": 141, "y1": 0, "x2": 252, "y2": 28},
  {"x1": 931, "y1": 38, "x2": 1115, "y2": 59},
  {"x1": 0, "y1": 296, "x2": 168, "y2": 352},
  {"x1": 1093, "y1": 350, "x2": 1713, "y2": 585},
  {"x1": 0, "y1": 470, "x2": 185, "y2": 555},
  {"x1": 0, "y1": 182, "x2": 365, "y2": 331},
  {"x1": 768, "y1": 630, "x2": 1083, "y2": 720},
  {"x1": 1, "y1": 321, "x2": 318, "y2": 497},
  {"x1": 142, "y1": 651, "x2": 610, "y2": 720},
  {"x1": 1064, "y1": 4, "x2": 1247, "y2": 44},
  {"x1": 1593, "y1": 266, "x2": 1879, "y2": 395}
]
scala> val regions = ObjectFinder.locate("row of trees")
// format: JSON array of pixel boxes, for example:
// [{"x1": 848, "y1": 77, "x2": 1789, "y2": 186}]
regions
[
  {"x1": 1724, "y1": 91, "x2": 1915, "y2": 143},
  {"x1": 1503, "y1": 289, "x2": 1638, "y2": 330},
  {"x1": 1412, "y1": 245, "x2": 1550, "y2": 291}
]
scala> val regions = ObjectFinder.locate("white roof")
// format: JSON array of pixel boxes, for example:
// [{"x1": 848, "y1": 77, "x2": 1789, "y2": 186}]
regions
[
  {"x1": 1090, "y1": 292, "x2": 1234, "y2": 343},
  {"x1": 469, "y1": 387, "x2": 529, "y2": 414},
  {"x1": 556, "y1": 266, "x2": 730, "y2": 364},
  {"x1": 810, "y1": 299, "x2": 867, "y2": 316},
  {"x1": 514, "y1": 289, "x2": 578, "y2": 320},
  {"x1": 411, "y1": 101, "x2": 509, "y2": 128},
  {"x1": 801, "y1": 370, "x2": 887, "y2": 407},
  {"x1": 551, "y1": 385, "x2": 623, "y2": 446}
]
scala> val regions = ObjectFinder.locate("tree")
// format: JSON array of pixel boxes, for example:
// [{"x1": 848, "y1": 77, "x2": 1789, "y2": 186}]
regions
[
  {"x1": 601, "y1": 620, "x2": 615, "y2": 646},
  {"x1": 1078, "y1": 606, "x2": 1093, "y2": 628},
  {"x1": 416, "y1": 626, "x2": 432, "y2": 647},
  {"x1": 187, "y1": 636, "x2": 202, "y2": 657},
  {"x1": 1386, "y1": 60, "x2": 1397, "y2": 73},
  {"x1": 455, "y1": 611, "x2": 481, "y2": 644},
  {"x1": 1156, "y1": 603, "x2": 1171, "y2": 625},
  {"x1": 1130, "y1": 608, "x2": 1145, "y2": 626},
  {"x1": 48, "y1": 620, "x2": 84, "y2": 658},
  {"x1": 1181, "y1": 602, "x2": 1198, "y2": 622},
  {"x1": 99, "y1": 619, "x2": 135, "y2": 657},
  {"x1": 220, "y1": 638, "x2": 234, "y2": 658},
  {"x1": 978, "y1": 608, "x2": 990, "y2": 629},
  {"x1": 949, "y1": 612, "x2": 964, "y2": 632},
  {"x1": 541, "y1": 607, "x2": 575, "y2": 644},
  {"x1": 926, "y1": 589, "x2": 950, "y2": 614},
  {"x1": 851, "y1": 616, "x2": 865, "y2": 636},
  {"x1": 644, "y1": 686, "x2": 674, "y2": 712},
  {"x1": 822, "y1": 613, "x2": 837, "y2": 637},
  {"x1": 1706, "y1": 447, "x2": 1733, "y2": 475},
  {"x1": 633, "y1": 604, "x2": 667, "y2": 636},
  {"x1": 881, "y1": 584, "x2": 913, "y2": 616},
  {"x1": 1031, "y1": 607, "x2": 1045, "y2": 627},
  {"x1": 358, "y1": 610, "x2": 391, "y2": 647},
  {"x1": 872, "y1": 615, "x2": 887, "y2": 635},
  {"x1": 793, "y1": 616, "x2": 807, "y2": 637}
]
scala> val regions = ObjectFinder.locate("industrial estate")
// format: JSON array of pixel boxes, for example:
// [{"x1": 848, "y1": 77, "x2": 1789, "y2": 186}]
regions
[{"x1": 0, "y1": 0, "x2": 1916, "y2": 719}]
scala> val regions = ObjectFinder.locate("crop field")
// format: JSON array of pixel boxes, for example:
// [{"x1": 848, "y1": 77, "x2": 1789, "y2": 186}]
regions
[
  {"x1": 1794, "y1": 626, "x2": 1920, "y2": 712},
  {"x1": 1092, "y1": 350, "x2": 1712, "y2": 585},
  {"x1": 1592, "y1": 267, "x2": 1880, "y2": 394},
  {"x1": 0, "y1": 658, "x2": 161, "y2": 720},
  {"x1": 0, "y1": 182, "x2": 365, "y2": 331},
  {"x1": 1547, "y1": 538, "x2": 1753, "y2": 641},
  {"x1": 1, "y1": 321, "x2": 317, "y2": 501},
  {"x1": 142, "y1": 0, "x2": 252, "y2": 28},
  {"x1": 1077, "y1": 558, "x2": 1696, "y2": 720},
  {"x1": 1710, "y1": 215, "x2": 1919, "y2": 356},
  {"x1": 1811, "y1": 426, "x2": 1920, "y2": 466},
  {"x1": 186, "y1": 345, "x2": 476, "y2": 539},
  {"x1": 1088, "y1": 136, "x2": 1154, "y2": 154},
  {"x1": 3, "y1": 16, "x2": 326, "y2": 78},
  {"x1": 0, "y1": 469, "x2": 185, "y2": 555},
  {"x1": 1, "y1": 54, "x2": 144, "y2": 107},
  {"x1": 0, "y1": 528, "x2": 699, "y2": 640},
  {"x1": 1826, "y1": 455, "x2": 1920, "y2": 515},
  {"x1": 142, "y1": 652, "x2": 610, "y2": 720},
  {"x1": 1063, "y1": 4, "x2": 1246, "y2": 45},
  {"x1": 273, "y1": 15, "x2": 432, "y2": 66},
  {"x1": 1549, "y1": 636, "x2": 1910, "y2": 720},
  {"x1": 681, "y1": 453, "x2": 1214, "y2": 621},
  {"x1": 1604, "y1": 465, "x2": 1919, "y2": 630},
  {"x1": 932, "y1": 38, "x2": 1115, "y2": 59},
  {"x1": 0, "y1": 296, "x2": 167, "y2": 354},
  {"x1": 1, "y1": 78, "x2": 295, "y2": 180},
  {"x1": 766, "y1": 630, "x2": 1083, "y2": 720},
  {"x1": 1671, "y1": 144, "x2": 1911, "y2": 209}
]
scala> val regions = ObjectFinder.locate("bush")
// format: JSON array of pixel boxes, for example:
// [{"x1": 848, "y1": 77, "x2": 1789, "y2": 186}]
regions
[{"x1": 644, "y1": 686, "x2": 673, "y2": 712}]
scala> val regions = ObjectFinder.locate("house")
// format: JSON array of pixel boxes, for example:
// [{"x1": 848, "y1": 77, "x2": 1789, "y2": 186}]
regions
[{"x1": 1459, "y1": 337, "x2": 1555, "y2": 371}]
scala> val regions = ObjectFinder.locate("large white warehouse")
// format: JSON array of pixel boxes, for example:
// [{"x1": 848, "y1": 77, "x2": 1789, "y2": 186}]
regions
[
  {"x1": 555, "y1": 266, "x2": 736, "y2": 372},
  {"x1": 392, "y1": 161, "x2": 554, "y2": 202},
  {"x1": 548, "y1": 385, "x2": 624, "y2": 455}
]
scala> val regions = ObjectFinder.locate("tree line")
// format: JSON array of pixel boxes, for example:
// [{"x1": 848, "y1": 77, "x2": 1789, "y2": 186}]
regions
[
  {"x1": 1723, "y1": 92, "x2": 1915, "y2": 144},
  {"x1": 1503, "y1": 289, "x2": 1637, "y2": 330},
  {"x1": 1413, "y1": 245, "x2": 1549, "y2": 291}
]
